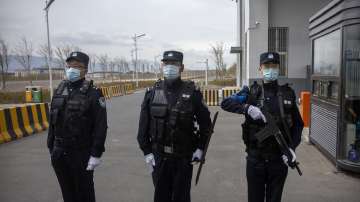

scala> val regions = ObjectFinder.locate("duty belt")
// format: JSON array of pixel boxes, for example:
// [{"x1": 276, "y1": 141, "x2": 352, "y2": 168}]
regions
[
  {"x1": 54, "y1": 137, "x2": 91, "y2": 148},
  {"x1": 153, "y1": 144, "x2": 192, "y2": 158},
  {"x1": 247, "y1": 149, "x2": 282, "y2": 162}
]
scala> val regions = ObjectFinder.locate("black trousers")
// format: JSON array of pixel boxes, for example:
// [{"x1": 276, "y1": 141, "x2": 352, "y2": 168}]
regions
[
  {"x1": 152, "y1": 155, "x2": 193, "y2": 202},
  {"x1": 246, "y1": 155, "x2": 288, "y2": 202},
  {"x1": 51, "y1": 147, "x2": 95, "y2": 202}
]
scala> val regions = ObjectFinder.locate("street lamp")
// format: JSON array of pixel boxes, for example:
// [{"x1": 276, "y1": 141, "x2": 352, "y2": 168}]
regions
[
  {"x1": 132, "y1": 33, "x2": 146, "y2": 87},
  {"x1": 44, "y1": 0, "x2": 55, "y2": 99},
  {"x1": 130, "y1": 49, "x2": 135, "y2": 82},
  {"x1": 197, "y1": 59, "x2": 209, "y2": 86}
]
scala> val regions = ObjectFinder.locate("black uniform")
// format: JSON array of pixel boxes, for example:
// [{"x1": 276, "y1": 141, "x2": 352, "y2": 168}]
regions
[
  {"x1": 221, "y1": 80, "x2": 304, "y2": 202},
  {"x1": 137, "y1": 78, "x2": 212, "y2": 202},
  {"x1": 47, "y1": 78, "x2": 108, "y2": 202}
]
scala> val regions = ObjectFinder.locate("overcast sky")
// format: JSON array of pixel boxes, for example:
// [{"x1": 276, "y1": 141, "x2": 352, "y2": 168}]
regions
[{"x1": 0, "y1": 0, "x2": 237, "y2": 69}]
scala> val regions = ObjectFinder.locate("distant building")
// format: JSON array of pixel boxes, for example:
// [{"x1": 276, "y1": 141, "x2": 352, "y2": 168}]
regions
[{"x1": 14, "y1": 67, "x2": 65, "y2": 79}]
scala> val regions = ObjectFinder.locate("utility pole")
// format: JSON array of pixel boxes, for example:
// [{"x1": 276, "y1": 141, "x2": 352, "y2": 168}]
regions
[
  {"x1": 197, "y1": 59, "x2": 209, "y2": 86},
  {"x1": 132, "y1": 33, "x2": 146, "y2": 87},
  {"x1": 154, "y1": 54, "x2": 161, "y2": 79},
  {"x1": 131, "y1": 49, "x2": 135, "y2": 82},
  {"x1": 44, "y1": 0, "x2": 55, "y2": 99},
  {"x1": 205, "y1": 58, "x2": 209, "y2": 86}
]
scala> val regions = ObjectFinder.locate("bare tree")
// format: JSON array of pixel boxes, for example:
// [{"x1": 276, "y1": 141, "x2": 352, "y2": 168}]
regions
[
  {"x1": 54, "y1": 44, "x2": 81, "y2": 68},
  {"x1": 54, "y1": 45, "x2": 70, "y2": 68},
  {"x1": 88, "y1": 54, "x2": 97, "y2": 77},
  {"x1": 210, "y1": 42, "x2": 226, "y2": 80},
  {"x1": 124, "y1": 61, "x2": 130, "y2": 73},
  {"x1": 38, "y1": 43, "x2": 53, "y2": 67},
  {"x1": 14, "y1": 37, "x2": 33, "y2": 85},
  {"x1": 109, "y1": 59, "x2": 115, "y2": 82},
  {"x1": 120, "y1": 59, "x2": 130, "y2": 79},
  {"x1": 0, "y1": 38, "x2": 9, "y2": 89},
  {"x1": 114, "y1": 57, "x2": 128, "y2": 81},
  {"x1": 97, "y1": 54, "x2": 108, "y2": 79}
]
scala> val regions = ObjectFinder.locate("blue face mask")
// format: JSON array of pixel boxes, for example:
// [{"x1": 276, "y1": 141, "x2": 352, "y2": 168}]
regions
[
  {"x1": 163, "y1": 65, "x2": 180, "y2": 80},
  {"x1": 262, "y1": 68, "x2": 279, "y2": 82},
  {"x1": 65, "y1": 67, "x2": 81, "y2": 82}
]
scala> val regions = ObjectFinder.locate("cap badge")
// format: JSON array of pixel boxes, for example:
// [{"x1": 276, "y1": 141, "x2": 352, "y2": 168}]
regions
[
  {"x1": 182, "y1": 94, "x2": 190, "y2": 98},
  {"x1": 268, "y1": 54, "x2": 274, "y2": 59},
  {"x1": 168, "y1": 53, "x2": 174, "y2": 57},
  {"x1": 72, "y1": 53, "x2": 77, "y2": 57}
]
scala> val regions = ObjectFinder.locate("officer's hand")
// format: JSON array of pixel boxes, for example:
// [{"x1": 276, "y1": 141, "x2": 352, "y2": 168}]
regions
[
  {"x1": 247, "y1": 105, "x2": 267, "y2": 123},
  {"x1": 145, "y1": 153, "x2": 155, "y2": 173},
  {"x1": 191, "y1": 149, "x2": 203, "y2": 165},
  {"x1": 282, "y1": 149, "x2": 296, "y2": 165},
  {"x1": 86, "y1": 156, "x2": 102, "y2": 171}
]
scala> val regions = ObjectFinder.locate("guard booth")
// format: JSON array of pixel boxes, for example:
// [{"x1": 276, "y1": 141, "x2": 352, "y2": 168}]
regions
[{"x1": 309, "y1": 0, "x2": 360, "y2": 173}]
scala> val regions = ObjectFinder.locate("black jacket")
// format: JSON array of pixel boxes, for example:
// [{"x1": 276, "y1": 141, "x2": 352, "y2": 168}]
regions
[
  {"x1": 221, "y1": 81, "x2": 304, "y2": 150},
  {"x1": 137, "y1": 79, "x2": 212, "y2": 156},
  {"x1": 47, "y1": 79, "x2": 108, "y2": 157}
]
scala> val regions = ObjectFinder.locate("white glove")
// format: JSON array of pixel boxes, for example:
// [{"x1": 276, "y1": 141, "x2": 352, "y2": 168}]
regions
[
  {"x1": 191, "y1": 149, "x2": 203, "y2": 164},
  {"x1": 282, "y1": 148, "x2": 296, "y2": 165},
  {"x1": 145, "y1": 153, "x2": 155, "y2": 173},
  {"x1": 247, "y1": 105, "x2": 267, "y2": 123},
  {"x1": 86, "y1": 156, "x2": 102, "y2": 171}
]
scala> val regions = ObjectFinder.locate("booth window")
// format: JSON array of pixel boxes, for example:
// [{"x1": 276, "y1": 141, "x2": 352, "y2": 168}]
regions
[
  {"x1": 269, "y1": 27, "x2": 288, "y2": 76},
  {"x1": 342, "y1": 24, "x2": 360, "y2": 164},
  {"x1": 314, "y1": 30, "x2": 341, "y2": 76},
  {"x1": 312, "y1": 29, "x2": 341, "y2": 102}
]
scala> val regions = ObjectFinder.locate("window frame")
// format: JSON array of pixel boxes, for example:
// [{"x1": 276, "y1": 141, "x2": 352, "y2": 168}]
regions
[{"x1": 268, "y1": 27, "x2": 289, "y2": 77}]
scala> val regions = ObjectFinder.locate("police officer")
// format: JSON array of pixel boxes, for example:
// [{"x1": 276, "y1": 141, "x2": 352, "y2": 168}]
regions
[
  {"x1": 137, "y1": 50, "x2": 212, "y2": 202},
  {"x1": 47, "y1": 51, "x2": 108, "y2": 202},
  {"x1": 221, "y1": 52, "x2": 304, "y2": 202}
]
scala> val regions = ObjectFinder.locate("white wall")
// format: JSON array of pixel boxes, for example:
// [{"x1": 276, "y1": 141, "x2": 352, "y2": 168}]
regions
[
  {"x1": 244, "y1": 0, "x2": 269, "y2": 84},
  {"x1": 268, "y1": 0, "x2": 331, "y2": 79}
]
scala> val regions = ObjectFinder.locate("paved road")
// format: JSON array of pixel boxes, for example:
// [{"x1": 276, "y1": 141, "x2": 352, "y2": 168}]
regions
[{"x1": 0, "y1": 91, "x2": 359, "y2": 202}]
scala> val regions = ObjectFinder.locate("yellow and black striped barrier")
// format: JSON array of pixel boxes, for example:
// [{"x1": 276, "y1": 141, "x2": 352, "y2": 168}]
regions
[
  {"x1": 202, "y1": 89, "x2": 220, "y2": 106},
  {"x1": 102, "y1": 87, "x2": 111, "y2": 99},
  {"x1": 221, "y1": 88, "x2": 240, "y2": 99},
  {"x1": 124, "y1": 84, "x2": 134, "y2": 94},
  {"x1": 202, "y1": 87, "x2": 240, "y2": 106},
  {"x1": 0, "y1": 103, "x2": 49, "y2": 144},
  {"x1": 99, "y1": 83, "x2": 135, "y2": 100}
]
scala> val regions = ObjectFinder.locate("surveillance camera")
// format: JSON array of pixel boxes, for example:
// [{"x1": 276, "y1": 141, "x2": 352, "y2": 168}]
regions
[{"x1": 255, "y1": 21, "x2": 260, "y2": 25}]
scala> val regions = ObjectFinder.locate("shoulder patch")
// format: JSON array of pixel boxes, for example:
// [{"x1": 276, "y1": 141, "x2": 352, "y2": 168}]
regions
[{"x1": 154, "y1": 79, "x2": 163, "y2": 88}]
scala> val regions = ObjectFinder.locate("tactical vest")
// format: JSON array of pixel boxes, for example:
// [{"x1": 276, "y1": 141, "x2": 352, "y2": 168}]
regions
[
  {"x1": 149, "y1": 80, "x2": 197, "y2": 157},
  {"x1": 242, "y1": 81, "x2": 295, "y2": 154},
  {"x1": 50, "y1": 79, "x2": 93, "y2": 148}
]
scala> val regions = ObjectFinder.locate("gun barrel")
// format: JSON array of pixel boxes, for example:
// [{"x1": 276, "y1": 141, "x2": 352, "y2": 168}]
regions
[
  {"x1": 295, "y1": 163, "x2": 303, "y2": 176},
  {"x1": 195, "y1": 111, "x2": 219, "y2": 185},
  {"x1": 261, "y1": 110, "x2": 303, "y2": 177}
]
